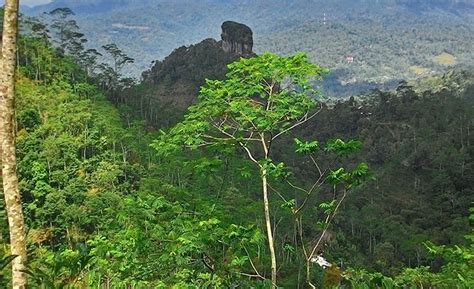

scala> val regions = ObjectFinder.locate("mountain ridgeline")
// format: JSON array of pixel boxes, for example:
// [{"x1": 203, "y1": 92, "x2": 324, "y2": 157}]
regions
[
  {"x1": 396, "y1": 0, "x2": 474, "y2": 12},
  {"x1": 24, "y1": 0, "x2": 474, "y2": 16},
  {"x1": 23, "y1": 0, "x2": 474, "y2": 96}
]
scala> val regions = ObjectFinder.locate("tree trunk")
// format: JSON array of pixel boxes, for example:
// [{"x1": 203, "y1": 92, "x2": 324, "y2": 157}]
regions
[
  {"x1": 259, "y1": 133, "x2": 277, "y2": 287},
  {"x1": 262, "y1": 170, "x2": 277, "y2": 288},
  {"x1": 0, "y1": 0, "x2": 28, "y2": 288},
  {"x1": 306, "y1": 259, "x2": 315, "y2": 289}
]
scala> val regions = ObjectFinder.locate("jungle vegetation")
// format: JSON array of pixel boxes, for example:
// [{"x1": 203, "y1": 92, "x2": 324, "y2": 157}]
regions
[{"x1": 0, "y1": 4, "x2": 473, "y2": 288}]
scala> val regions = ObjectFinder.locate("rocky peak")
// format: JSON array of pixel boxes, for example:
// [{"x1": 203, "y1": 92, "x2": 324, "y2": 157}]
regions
[
  {"x1": 135, "y1": 21, "x2": 255, "y2": 127},
  {"x1": 220, "y1": 21, "x2": 253, "y2": 56}
]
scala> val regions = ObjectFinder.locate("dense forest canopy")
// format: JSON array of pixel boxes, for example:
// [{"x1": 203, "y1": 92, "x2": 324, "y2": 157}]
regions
[{"x1": 0, "y1": 1, "x2": 473, "y2": 288}]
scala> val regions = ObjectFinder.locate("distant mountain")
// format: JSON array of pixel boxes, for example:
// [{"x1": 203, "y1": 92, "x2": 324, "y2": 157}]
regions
[
  {"x1": 396, "y1": 0, "x2": 474, "y2": 13},
  {"x1": 23, "y1": 0, "x2": 474, "y2": 96},
  {"x1": 24, "y1": 0, "x2": 132, "y2": 14},
  {"x1": 27, "y1": 0, "x2": 474, "y2": 15}
]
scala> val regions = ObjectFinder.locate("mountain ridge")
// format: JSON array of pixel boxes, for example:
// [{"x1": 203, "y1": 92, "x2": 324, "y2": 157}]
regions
[
  {"x1": 25, "y1": 0, "x2": 474, "y2": 15},
  {"x1": 22, "y1": 0, "x2": 474, "y2": 96}
]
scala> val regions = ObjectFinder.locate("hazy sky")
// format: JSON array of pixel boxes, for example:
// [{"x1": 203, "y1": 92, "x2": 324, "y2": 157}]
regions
[{"x1": 21, "y1": 0, "x2": 52, "y2": 7}]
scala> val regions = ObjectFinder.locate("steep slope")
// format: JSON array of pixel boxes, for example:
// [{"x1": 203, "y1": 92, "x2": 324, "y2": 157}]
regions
[{"x1": 121, "y1": 21, "x2": 254, "y2": 127}]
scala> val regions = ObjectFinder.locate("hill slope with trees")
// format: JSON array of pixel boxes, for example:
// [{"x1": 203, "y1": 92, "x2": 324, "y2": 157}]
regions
[
  {"x1": 0, "y1": 4, "x2": 473, "y2": 288},
  {"x1": 23, "y1": 0, "x2": 474, "y2": 96}
]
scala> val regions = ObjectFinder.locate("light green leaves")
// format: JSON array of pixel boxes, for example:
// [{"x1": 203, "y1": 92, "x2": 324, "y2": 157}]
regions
[
  {"x1": 199, "y1": 218, "x2": 221, "y2": 228},
  {"x1": 326, "y1": 139, "x2": 362, "y2": 157},
  {"x1": 281, "y1": 199, "x2": 296, "y2": 210},
  {"x1": 283, "y1": 243, "x2": 296, "y2": 254},
  {"x1": 319, "y1": 200, "x2": 337, "y2": 215},
  {"x1": 349, "y1": 162, "x2": 373, "y2": 188},
  {"x1": 328, "y1": 163, "x2": 372, "y2": 189},
  {"x1": 153, "y1": 52, "x2": 327, "y2": 157},
  {"x1": 260, "y1": 159, "x2": 291, "y2": 179},
  {"x1": 294, "y1": 138, "x2": 319, "y2": 154},
  {"x1": 327, "y1": 168, "x2": 349, "y2": 186}
]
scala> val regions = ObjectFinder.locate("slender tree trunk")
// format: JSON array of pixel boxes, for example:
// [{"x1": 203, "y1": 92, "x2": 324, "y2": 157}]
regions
[
  {"x1": 262, "y1": 169, "x2": 277, "y2": 288},
  {"x1": 0, "y1": 0, "x2": 28, "y2": 288},
  {"x1": 259, "y1": 132, "x2": 277, "y2": 287},
  {"x1": 306, "y1": 258, "x2": 315, "y2": 289}
]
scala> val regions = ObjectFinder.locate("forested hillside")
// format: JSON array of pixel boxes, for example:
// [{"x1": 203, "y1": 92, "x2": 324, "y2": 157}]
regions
[
  {"x1": 23, "y1": 0, "x2": 474, "y2": 96},
  {"x1": 289, "y1": 71, "x2": 474, "y2": 272},
  {"x1": 0, "y1": 2, "x2": 473, "y2": 288}
]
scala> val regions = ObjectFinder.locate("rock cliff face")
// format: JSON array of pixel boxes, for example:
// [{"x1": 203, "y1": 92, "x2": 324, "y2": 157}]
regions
[
  {"x1": 129, "y1": 21, "x2": 254, "y2": 127},
  {"x1": 220, "y1": 21, "x2": 253, "y2": 57}
]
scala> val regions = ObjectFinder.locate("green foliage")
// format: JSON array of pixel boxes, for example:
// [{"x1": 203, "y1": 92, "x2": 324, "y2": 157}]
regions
[
  {"x1": 294, "y1": 138, "x2": 320, "y2": 154},
  {"x1": 0, "y1": 252, "x2": 17, "y2": 284},
  {"x1": 0, "y1": 28, "x2": 268, "y2": 288},
  {"x1": 326, "y1": 139, "x2": 362, "y2": 157},
  {"x1": 2, "y1": 8, "x2": 472, "y2": 288},
  {"x1": 343, "y1": 193, "x2": 474, "y2": 288},
  {"x1": 290, "y1": 73, "x2": 474, "y2": 275},
  {"x1": 25, "y1": 245, "x2": 92, "y2": 289},
  {"x1": 153, "y1": 52, "x2": 326, "y2": 154},
  {"x1": 151, "y1": 51, "x2": 373, "y2": 287}
]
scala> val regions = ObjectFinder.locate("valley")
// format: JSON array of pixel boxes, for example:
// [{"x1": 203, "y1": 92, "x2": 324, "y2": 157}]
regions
[{"x1": 0, "y1": 1, "x2": 473, "y2": 287}]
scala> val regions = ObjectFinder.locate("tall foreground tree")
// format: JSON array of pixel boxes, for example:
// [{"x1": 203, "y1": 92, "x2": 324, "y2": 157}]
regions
[
  {"x1": 0, "y1": 0, "x2": 28, "y2": 288},
  {"x1": 154, "y1": 52, "x2": 327, "y2": 287}
]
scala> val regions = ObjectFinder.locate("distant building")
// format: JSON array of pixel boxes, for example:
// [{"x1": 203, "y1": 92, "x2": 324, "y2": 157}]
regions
[{"x1": 346, "y1": 56, "x2": 354, "y2": 64}]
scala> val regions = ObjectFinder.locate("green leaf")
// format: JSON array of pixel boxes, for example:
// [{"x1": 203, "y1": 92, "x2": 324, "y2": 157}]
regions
[
  {"x1": 328, "y1": 168, "x2": 349, "y2": 185},
  {"x1": 326, "y1": 139, "x2": 362, "y2": 156},
  {"x1": 281, "y1": 199, "x2": 296, "y2": 210},
  {"x1": 0, "y1": 255, "x2": 17, "y2": 271},
  {"x1": 294, "y1": 138, "x2": 319, "y2": 154}
]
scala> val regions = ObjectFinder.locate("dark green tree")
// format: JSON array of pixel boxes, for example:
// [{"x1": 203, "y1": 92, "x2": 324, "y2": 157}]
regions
[
  {"x1": 100, "y1": 43, "x2": 134, "y2": 102},
  {"x1": 48, "y1": 8, "x2": 87, "y2": 57}
]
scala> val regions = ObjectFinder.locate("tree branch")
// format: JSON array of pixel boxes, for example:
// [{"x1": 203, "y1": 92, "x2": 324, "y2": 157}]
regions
[
  {"x1": 307, "y1": 190, "x2": 348, "y2": 262},
  {"x1": 271, "y1": 103, "x2": 322, "y2": 141}
]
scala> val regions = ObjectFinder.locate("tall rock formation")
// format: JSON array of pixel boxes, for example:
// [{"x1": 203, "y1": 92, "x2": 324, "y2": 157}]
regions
[
  {"x1": 128, "y1": 21, "x2": 254, "y2": 127},
  {"x1": 221, "y1": 21, "x2": 253, "y2": 57}
]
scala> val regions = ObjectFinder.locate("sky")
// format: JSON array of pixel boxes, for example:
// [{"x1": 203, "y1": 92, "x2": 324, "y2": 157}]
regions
[{"x1": 21, "y1": 0, "x2": 52, "y2": 7}]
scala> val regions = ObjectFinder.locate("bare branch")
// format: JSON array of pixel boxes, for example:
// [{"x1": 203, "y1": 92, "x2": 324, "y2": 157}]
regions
[
  {"x1": 271, "y1": 103, "x2": 323, "y2": 141},
  {"x1": 240, "y1": 143, "x2": 260, "y2": 165},
  {"x1": 202, "y1": 253, "x2": 215, "y2": 272},
  {"x1": 240, "y1": 272, "x2": 266, "y2": 280},
  {"x1": 286, "y1": 179, "x2": 310, "y2": 195},
  {"x1": 268, "y1": 184, "x2": 289, "y2": 203},
  {"x1": 307, "y1": 190, "x2": 348, "y2": 261},
  {"x1": 243, "y1": 246, "x2": 265, "y2": 280},
  {"x1": 309, "y1": 155, "x2": 323, "y2": 179}
]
